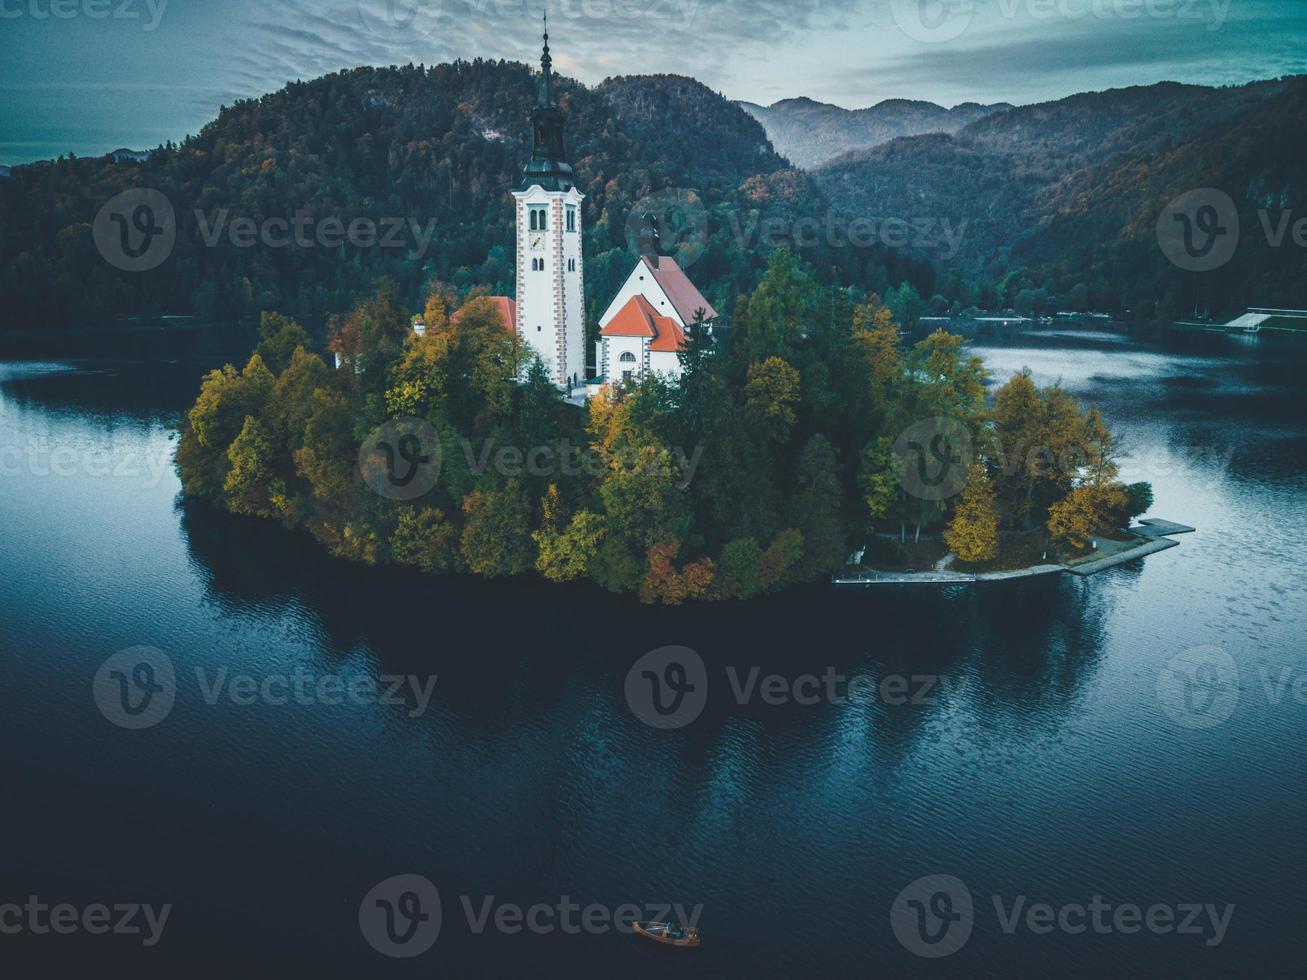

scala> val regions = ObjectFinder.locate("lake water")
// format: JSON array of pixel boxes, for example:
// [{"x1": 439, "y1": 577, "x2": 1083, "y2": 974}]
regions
[{"x1": 2, "y1": 325, "x2": 1304, "y2": 976}]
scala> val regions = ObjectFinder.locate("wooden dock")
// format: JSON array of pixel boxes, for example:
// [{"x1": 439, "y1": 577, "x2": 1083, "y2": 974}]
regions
[{"x1": 832, "y1": 519, "x2": 1194, "y2": 587}]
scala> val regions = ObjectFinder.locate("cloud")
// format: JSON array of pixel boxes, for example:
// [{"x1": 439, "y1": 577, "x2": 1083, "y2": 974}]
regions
[
  {"x1": 815, "y1": 0, "x2": 1307, "y2": 105},
  {"x1": 2, "y1": 0, "x2": 1302, "y2": 164}
]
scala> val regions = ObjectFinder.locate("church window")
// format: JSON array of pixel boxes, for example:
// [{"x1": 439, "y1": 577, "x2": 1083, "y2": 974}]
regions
[
  {"x1": 566, "y1": 206, "x2": 576, "y2": 232},
  {"x1": 619, "y1": 351, "x2": 636, "y2": 364},
  {"x1": 529, "y1": 207, "x2": 547, "y2": 231}
]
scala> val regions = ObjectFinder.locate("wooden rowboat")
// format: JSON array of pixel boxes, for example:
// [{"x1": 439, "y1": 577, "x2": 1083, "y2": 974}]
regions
[{"x1": 633, "y1": 920, "x2": 700, "y2": 947}]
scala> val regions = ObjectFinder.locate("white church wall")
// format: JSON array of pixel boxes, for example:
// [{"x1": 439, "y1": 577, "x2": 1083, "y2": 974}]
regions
[
  {"x1": 561, "y1": 196, "x2": 585, "y2": 388},
  {"x1": 648, "y1": 349, "x2": 682, "y2": 380},
  {"x1": 604, "y1": 334, "x2": 646, "y2": 385},
  {"x1": 597, "y1": 262, "x2": 682, "y2": 329}
]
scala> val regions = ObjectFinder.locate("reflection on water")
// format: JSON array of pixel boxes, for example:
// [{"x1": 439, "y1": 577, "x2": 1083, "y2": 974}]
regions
[{"x1": 2, "y1": 325, "x2": 1306, "y2": 976}]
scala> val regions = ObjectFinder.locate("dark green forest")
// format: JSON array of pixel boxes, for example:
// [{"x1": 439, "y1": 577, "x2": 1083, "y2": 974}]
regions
[
  {"x1": 0, "y1": 63, "x2": 929, "y2": 333},
  {"x1": 5, "y1": 64, "x2": 1302, "y2": 335}
]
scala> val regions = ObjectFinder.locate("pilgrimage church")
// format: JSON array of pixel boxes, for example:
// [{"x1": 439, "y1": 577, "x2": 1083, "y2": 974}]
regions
[{"x1": 475, "y1": 22, "x2": 717, "y2": 398}]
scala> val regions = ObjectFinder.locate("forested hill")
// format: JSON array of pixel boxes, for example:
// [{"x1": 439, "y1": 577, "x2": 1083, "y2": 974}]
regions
[
  {"x1": 1, "y1": 63, "x2": 929, "y2": 331},
  {"x1": 812, "y1": 76, "x2": 1307, "y2": 318},
  {"x1": 5, "y1": 64, "x2": 1304, "y2": 330},
  {"x1": 598, "y1": 74, "x2": 788, "y2": 190}
]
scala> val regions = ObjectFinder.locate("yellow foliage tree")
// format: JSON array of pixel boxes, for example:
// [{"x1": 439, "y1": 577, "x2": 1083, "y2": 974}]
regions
[
  {"x1": 533, "y1": 484, "x2": 605, "y2": 582},
  {"x1": 639, "y1": 536, "x2": 716, "y2": 605},
  {"x1": 1047, "y1": 483, "x2": 1128, "y2": 551},
  {"x1": 944, "y1": 463, "x2": 999, "y2": 563},
  {"x1": 744, "y1": 356, "x2": 800, "y2": 431}
]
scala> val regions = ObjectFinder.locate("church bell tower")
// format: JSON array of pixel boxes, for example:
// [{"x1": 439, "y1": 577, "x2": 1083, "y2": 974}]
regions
[{"x1": 512, "y1": 15, "x2": 585, "y2": 390}]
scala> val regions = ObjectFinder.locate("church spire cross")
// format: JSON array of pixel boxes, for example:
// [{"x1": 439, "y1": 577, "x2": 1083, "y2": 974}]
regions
[{"x1": 539, "y1": 11, "x2": 553, "y2": 107}]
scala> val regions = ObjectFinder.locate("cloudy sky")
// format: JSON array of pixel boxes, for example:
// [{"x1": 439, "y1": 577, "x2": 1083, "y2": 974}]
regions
[{"x1": 2, "y1": 0, "x2": 1303, "y2": 164}]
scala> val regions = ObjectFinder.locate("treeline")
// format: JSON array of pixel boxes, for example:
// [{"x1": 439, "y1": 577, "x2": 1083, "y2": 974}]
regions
[
  {"x1": 176, "y1": 250, "x2": 1148, "y2": 602},
  {"x1": 0, "y1": 63, "x2": 928, "y2": 332}
]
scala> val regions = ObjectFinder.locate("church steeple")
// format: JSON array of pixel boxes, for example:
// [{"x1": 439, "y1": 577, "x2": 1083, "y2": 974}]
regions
[
  {"x1": 518, "y1": 11, "x2": 572, "y2": 192},
  {"x1": 539, "y1": 12, "x2": 553, "y2": 107}
]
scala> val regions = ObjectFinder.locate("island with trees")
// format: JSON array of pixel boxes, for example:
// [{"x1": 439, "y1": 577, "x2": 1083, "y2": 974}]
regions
[{"x1": 176, "y1": 249, "x2": 1163, "y2": 603}]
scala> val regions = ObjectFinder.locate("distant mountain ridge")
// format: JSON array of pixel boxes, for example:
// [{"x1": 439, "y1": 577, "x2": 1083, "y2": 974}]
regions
[
  {"x1": 811, "y1": 76, "x2": 1307, "y2": 317},
  {"x1": 738, "y1": 96, "x2": 1013, "y2": 169}
]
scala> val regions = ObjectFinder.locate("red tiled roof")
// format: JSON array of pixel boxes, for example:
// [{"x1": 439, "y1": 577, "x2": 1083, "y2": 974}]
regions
[
  {"x1": 600, "y1": 295, "x2": 686, "y2": 353},
  {"x1": 648, "y1": 319, "x2": 686, "y2": 353},
  {"x1": 646, "y1": 256, "x2": 718, "y2": 325},
  {"x1": 450, "y1": 295, "x2": 516, "y2": 334},
  {"x1": 600, "y1": 294, "x2": 660, "y2": 338},
  {"x1": 492, "y1": 296, "x2": 516, "y2": 334}
]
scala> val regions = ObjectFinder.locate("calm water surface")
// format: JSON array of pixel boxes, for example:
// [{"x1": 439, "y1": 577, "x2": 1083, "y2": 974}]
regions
[{"x1": 2, "y1": 325, "x2": 1304, "y2": 976}]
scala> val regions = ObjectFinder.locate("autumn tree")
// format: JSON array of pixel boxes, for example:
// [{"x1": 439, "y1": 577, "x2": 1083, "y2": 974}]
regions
[
  {"x1": 639, "y1": 536, "x2": 716, "y2": 604},
  {"x1": 175, "y1": 352, "x2": 275, "y2": 501},
  {"x1": 384, "y1": 330, "x2": 450, "y2": 420},
  {"x1": 1047, "y1": 483, "x2": 1127, "y2": 551},
  {"x1": 254, "y1": 312, "x2": 313, "y2": 375},
  {"x1": 391, "y1": 506, "x2": 459, "y2": 574},
  {"x1": 744, "y1": 356, "x2": 800, "y2": 435},
  {"x1": 944, "y1": 463, "x2": 1000, "y2": 563},
  {"x1": 459, "y1": 480, "x2": 533, "y2": 577},
  {"x1": 328, "y1": 278, "x2": 411, "y2": 385},
  {"x1": 224, "y1": 416, "x2": 283, "y2": 519},
  {"x1": 532, "y1": 484, "x2": 605, "y2": 582}
]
